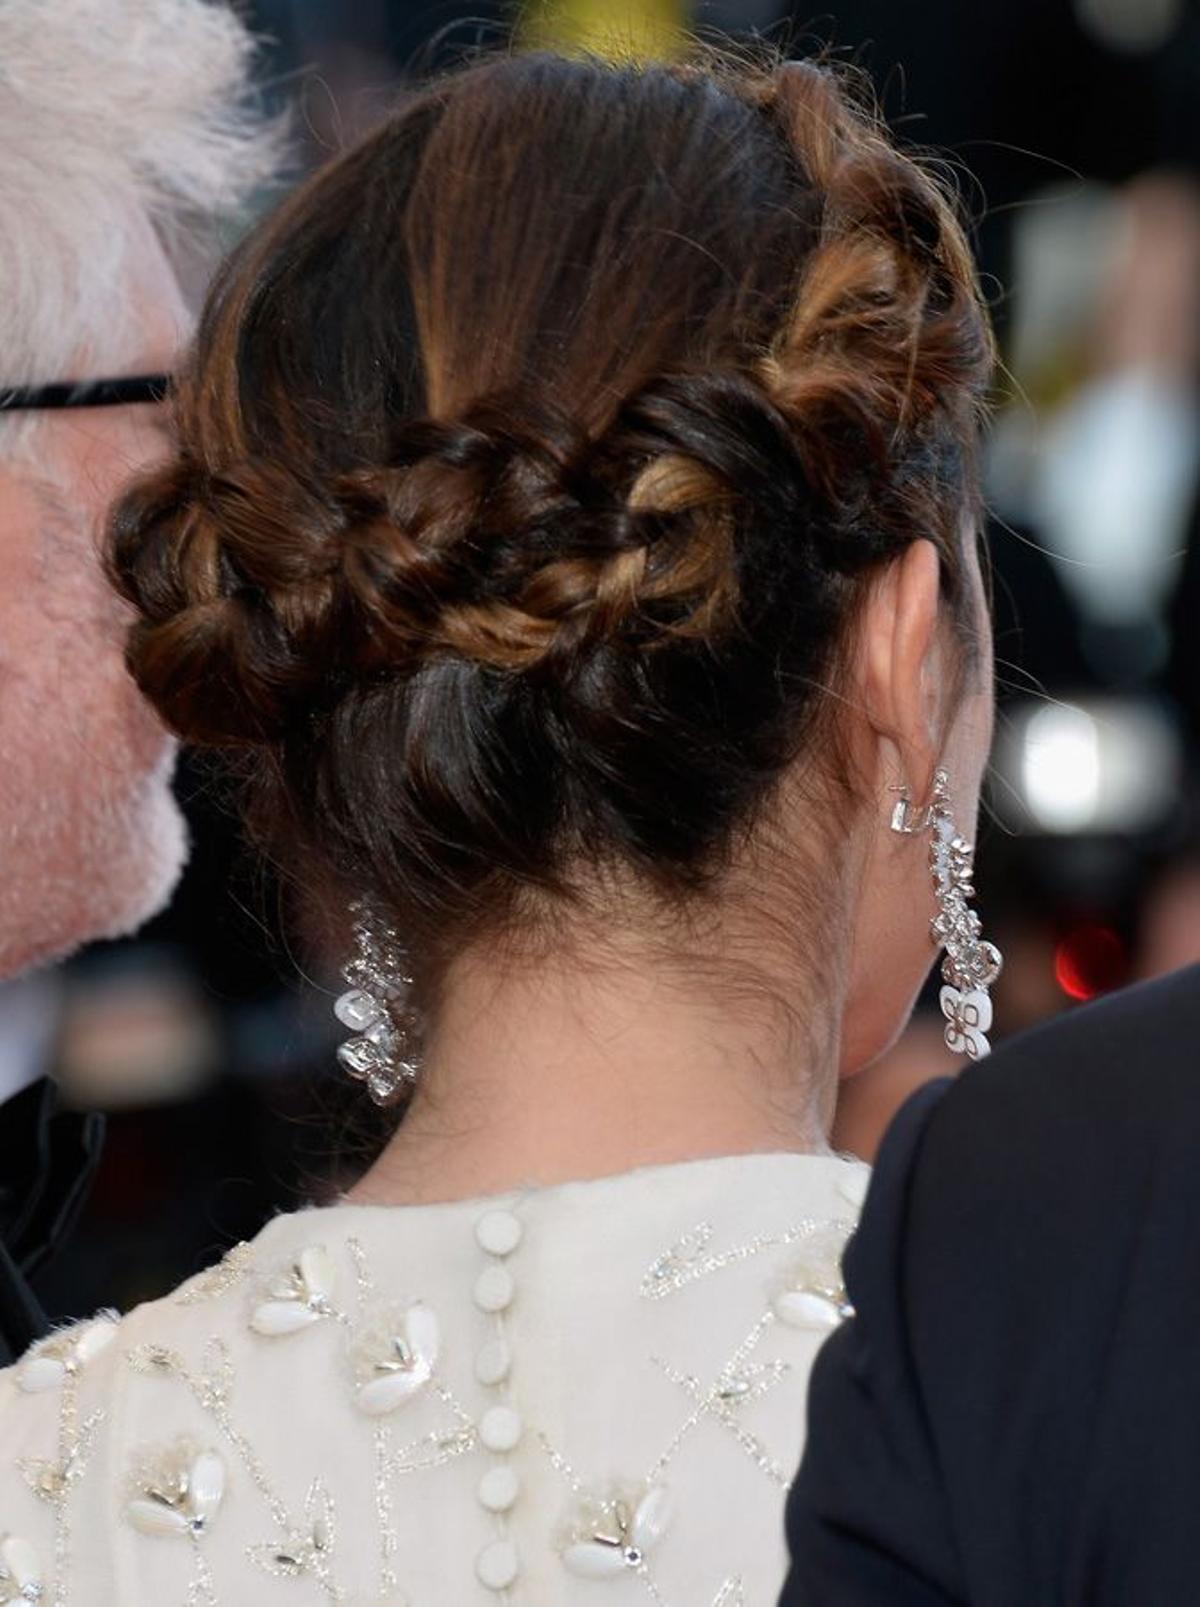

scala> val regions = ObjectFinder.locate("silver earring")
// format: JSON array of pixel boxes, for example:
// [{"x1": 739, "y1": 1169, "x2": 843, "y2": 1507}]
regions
[
  {"x1": 333, "y1": 901, "x2": 420, "y2": 1105},
  {"x1": 891, "y1": 767, "x2": 1003, "y2": 1059}
]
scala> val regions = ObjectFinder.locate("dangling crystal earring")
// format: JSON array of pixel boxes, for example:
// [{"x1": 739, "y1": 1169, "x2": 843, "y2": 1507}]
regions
[
  {"x1": 891, "y1": 767, "x2": 1003, "y2": 1059},
  {"x1": 333, "y1": 901, "x2": 420, "y2": 1105}
]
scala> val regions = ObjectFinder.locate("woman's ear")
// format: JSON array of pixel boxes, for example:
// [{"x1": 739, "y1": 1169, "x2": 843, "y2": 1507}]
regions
[{"x1": 856, "y1": 539, "x2": 944, "y2": 803}]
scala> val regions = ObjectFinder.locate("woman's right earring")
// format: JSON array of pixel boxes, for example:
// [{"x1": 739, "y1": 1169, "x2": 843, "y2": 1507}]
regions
[
  {"x1": 333, "y1": 901, "x2": 420, "y2": 1105},
  {"x1": 892, "y1": 768, "x2": 1003, "y2": 1059}
]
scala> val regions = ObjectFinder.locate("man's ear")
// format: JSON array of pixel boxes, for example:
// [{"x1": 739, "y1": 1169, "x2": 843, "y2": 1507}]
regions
[{"x1": 857, "y1": 539, "x2": 943, "y2": 803}]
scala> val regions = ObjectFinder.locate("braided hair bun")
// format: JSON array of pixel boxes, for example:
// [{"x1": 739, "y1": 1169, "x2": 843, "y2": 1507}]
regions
[{"x1": 110, "y1": 50, "x2": 991, "y2": 954}]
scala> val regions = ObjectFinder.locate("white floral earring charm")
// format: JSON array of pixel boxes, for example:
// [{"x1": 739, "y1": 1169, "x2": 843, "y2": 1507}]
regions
[
  {"x1": 333, "y1": 901, "x2": 420, "y2": 1105},
  {"x1": 892, "y1": 767, "x2": 1003, "y2": 1059}
]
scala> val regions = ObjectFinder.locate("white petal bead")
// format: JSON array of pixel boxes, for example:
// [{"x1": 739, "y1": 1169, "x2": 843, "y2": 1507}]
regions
[
  {"x1": 774, "y1": 1289, "x2": 843, "y2": 1330},
  {"x1": 562, "y1": 1541, "x2": 630, "y2": 1579},
  {"x1": 630, "y1": 1485, "x2": 672, "y2": 1551},
  {"x1": 298, "y1": 1245, "x2": 336, "y2": 1302},
  {"x1": 188, "y1": 1451, "x2": 226, "y2": 1523},
  {"x1": 127, "y1": 1499, "x2": 193, "y2": 1538},
  {"x1": 479, "y1": 1404, "x2": 523, "y2": 1453},
  {"x1": 473, "y1": 1265, "x2": 515, "y2": 1314},
  {"x1": 475, "y1": 1209, "x2": 523, "y2": 1257},
  {"x1": 250, "y1": 1301, "x2": 323, "y2": 1337},
  {"x1": 406, "y1": 1302, "x2": 440, "y2": 1363},
  {"x1": 17, "y1": 1356, "x2": 66, "y2": 1393},
  {"x1": 356, "y1": 1366, "x2": 432, "y2": 1417},
  {"x1": 475, "y1": 1538, "x2": 520, "y2": 1591},
  {"x1": 474, "y1": 1338, "x2": 512, "y2": 1387},
  {"x1": 0, "y1": 1534, "x2": 42, "y2": 1591},
  {"x1": 477, "y1": 1465, "x2": 520, "y2": 1513}
]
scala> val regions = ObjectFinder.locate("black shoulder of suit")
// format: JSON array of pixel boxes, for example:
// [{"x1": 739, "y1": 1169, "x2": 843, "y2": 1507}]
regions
[
  {"x1": 0, "y1": 1079, "x2": 104, "y2": 1366},
  {"x1": 781, "y1": 964, "x2": 1200, "y2": 1607}
]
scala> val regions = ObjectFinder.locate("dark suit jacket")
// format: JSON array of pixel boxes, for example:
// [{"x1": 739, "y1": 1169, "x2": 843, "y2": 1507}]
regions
[
  {"x1": 781, "y1": 964, "x2": 1200, "y2": 1606},
  {"x1": 0, "y1": 1079, "x2": 103, "y2": 1364}
]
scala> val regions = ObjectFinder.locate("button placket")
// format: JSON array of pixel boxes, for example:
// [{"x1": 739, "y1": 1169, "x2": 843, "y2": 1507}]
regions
[{"x1": 471, "y1": 1208, "x2": 525, "y2": 1595}]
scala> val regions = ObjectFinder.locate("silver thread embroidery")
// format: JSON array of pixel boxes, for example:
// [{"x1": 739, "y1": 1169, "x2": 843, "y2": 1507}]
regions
[{"x1": 641, "y1": 1218, "x2": 856, "y2": 1301}]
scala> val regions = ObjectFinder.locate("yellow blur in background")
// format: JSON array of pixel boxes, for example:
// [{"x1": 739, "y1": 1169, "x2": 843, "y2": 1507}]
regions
[{"x1": 521, "y1": 0, "x2": 685, "y2": 61}]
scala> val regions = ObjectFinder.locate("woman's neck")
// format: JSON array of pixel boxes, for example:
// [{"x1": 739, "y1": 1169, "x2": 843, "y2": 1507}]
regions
[{"x1": 347, "y1": 933, "x2": 839, "y2": 1208}]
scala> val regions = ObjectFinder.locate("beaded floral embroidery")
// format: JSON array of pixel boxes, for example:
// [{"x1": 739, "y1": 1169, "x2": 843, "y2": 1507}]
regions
[
  {"x1": 3, "y1": 1176, "x2": 862, "y2": 1604},
  {"x1": 560, "y1": 1482, "x2": 672, "y2": 1579}
]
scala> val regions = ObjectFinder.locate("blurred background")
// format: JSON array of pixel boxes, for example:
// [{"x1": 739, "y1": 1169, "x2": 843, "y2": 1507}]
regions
[{"x1": 22, "y1": 0, "x2": 1200, "y2": 1319}]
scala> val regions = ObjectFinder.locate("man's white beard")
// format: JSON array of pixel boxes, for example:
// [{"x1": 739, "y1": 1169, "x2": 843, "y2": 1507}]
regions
[{"x1": 0, "y1": 741, "x2": 189, "y2": 982}]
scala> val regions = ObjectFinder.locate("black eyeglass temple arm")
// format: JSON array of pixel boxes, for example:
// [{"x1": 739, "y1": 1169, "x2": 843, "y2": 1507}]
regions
[{"x1": 0, "y1": 375, "x2": 171, "y2": 411}]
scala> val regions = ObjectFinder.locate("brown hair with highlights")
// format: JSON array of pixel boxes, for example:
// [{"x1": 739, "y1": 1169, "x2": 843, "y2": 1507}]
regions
[{"x1": 109, "y1": 48, "x2": 992, "y2": 974}]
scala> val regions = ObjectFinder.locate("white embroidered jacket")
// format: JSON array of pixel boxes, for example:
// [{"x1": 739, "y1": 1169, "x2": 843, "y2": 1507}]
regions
[{"x1": 0, "y1": 1152, "x2": 867, "y2": 1606}]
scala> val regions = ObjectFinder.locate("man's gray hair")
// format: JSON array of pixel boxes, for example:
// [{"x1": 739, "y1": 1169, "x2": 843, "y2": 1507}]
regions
[{"x1": 0, "y1": 0, "x2": 281, "y2": 409}]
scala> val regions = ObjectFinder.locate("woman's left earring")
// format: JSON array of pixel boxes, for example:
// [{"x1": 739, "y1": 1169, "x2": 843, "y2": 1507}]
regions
[
  {"x1": 891, "y1": 768, "x2": 1003, "y2": 1059},
  {"x1": 333, "y1": 901, "x2": 420, "y2": 1104}
]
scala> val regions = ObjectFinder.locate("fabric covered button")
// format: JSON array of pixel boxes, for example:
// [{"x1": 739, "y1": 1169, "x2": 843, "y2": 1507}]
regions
[
  {"x1": 479, "y1": 1404, "x2": 523, "y2": 1453},
  {"x1": 474, "y1": 1338, "x2": 512, "y2": 1387},
  {"x1": 477, "y1": 1465, "x2": 520, "y2": 1513},
  {"x1": 473, "y1": 1265, "x2": 516, "y2": 1314},
  {"x1": 475, "y1": 1209, "x2": 523, "y2": 1257},
  {"x1": 476, "y1": 1537, "x2": 520, "y2": 1590}
]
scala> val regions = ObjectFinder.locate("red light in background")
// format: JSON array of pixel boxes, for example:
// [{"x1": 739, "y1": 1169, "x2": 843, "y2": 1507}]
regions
[{"x1": 1054, "y1": 924, "x2": 1128, "y2": 1002}]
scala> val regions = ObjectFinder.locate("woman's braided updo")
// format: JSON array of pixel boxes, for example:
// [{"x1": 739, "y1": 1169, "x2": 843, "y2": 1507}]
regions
[{"x1": 109, "y1": 49, "x2": 992, "y2": 964}]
